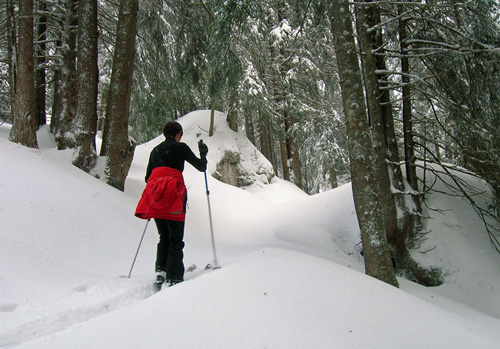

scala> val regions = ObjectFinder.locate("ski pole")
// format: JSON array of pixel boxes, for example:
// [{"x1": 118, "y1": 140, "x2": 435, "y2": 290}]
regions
[
  {"x1": 128, "y1": 219, "x2": 150, "y2": 278},
  {"x1": 204, "y1": 171, "x2": 219, "y2": 268}
]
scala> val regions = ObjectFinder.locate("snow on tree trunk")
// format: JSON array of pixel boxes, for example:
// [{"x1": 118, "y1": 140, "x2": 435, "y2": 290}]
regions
[
  {"x1": 361, "y1": 2, "x2": 418, "y2": 242},
  {"x1": 100, "y1": 0, "x2": 138, "y2": 191},
  {"x1": 73, "y1": 0, "x2": 99, "y2": 173},
  {"x1": 355, "y1": 0, "x2": 400, "y2": 250},
  {"x1": 354, "y1": 1, "x2": 442, "y2": 286},
  {"x1": 51, "y1": 0, "x2": 78, "y2": 150},
  {"x1": 330, "y1": 0, "x2": 398, "y2": 287},
  {"x1": 399, "y1": 4, "x2": 423, "y2": 228},
  {"x1": 9, "y1": 0, "x2": 38, "y2": 149}
]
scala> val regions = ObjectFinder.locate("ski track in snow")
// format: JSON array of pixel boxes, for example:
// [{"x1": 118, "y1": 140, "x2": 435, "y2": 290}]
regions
[
  {"x1": 0, "y1": 265, "x2": 217, "y2": 348},
  {"x1": 0, "y1": 278, "x2": 154, "y2": 348}
]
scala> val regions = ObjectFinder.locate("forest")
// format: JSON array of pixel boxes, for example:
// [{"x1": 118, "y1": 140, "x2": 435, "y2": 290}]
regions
[{"x1": 1, "y1": 0, "x2": 499, "y2": 287}]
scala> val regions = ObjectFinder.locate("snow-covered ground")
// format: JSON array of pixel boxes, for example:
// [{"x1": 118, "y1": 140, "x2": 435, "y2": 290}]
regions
[{"x1": 1, "y1": 110, "x2": 499, "y2": 348}]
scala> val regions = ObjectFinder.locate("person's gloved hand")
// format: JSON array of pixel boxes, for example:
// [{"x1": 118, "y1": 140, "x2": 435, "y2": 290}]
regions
[{"x1": 198, "y1": 140, "x2": 208, "y2": 158}]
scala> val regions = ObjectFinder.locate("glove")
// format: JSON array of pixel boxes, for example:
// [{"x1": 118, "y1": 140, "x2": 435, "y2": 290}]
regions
[{"x1": 198, "y1": 139, "x2": 208, "y2": 158}]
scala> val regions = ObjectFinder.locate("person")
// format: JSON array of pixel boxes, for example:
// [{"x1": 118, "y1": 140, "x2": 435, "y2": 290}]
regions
[{"x1": 135, "y1": 121, "x2": 208, "y2": 291}]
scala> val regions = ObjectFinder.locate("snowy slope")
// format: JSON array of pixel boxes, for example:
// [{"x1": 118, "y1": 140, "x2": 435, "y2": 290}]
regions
[{"x1": 1, "y1": 110, "x2": 499, "y2": 348}]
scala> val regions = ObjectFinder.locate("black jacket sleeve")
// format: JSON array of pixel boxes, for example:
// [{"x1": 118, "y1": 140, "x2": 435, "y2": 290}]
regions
[{"x1": 180, "y1": 143, "x2": 207, "y2": 172}]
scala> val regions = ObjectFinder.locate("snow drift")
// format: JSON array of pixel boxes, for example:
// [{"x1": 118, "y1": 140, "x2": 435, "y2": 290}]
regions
[{"x1": 1, "y1": 110, "x2": 499, "y2": 348}]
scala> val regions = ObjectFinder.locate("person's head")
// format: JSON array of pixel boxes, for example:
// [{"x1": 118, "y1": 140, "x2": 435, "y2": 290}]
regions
[{"x1": 163, "y1": 121, "x2": 183, "y2": 141}]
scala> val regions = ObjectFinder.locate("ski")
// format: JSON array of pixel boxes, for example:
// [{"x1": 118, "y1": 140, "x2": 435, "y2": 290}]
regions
[
  {"x1": 153, "y1": 263, "x2": 219, "y2": 292},
  {"x1": 153, "y1": 264, "x2": 196, "y2": 292},
  {"x1": 204, "y1": 263, "x2": 221, "y2": 270}
]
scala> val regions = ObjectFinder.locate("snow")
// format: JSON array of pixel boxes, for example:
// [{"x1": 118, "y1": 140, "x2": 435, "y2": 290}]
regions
[{"x1": 1, "y1": 110, "x2": 500, "y2": 348}]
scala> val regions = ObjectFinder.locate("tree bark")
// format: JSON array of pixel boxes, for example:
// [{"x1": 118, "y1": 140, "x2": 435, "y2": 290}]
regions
[
  {"x1": 9, "y1": 0, "x2": 38, "y2": 149},
  {"x1": 209, "y1": 99, "x2": 215, "y2": 137},
  {"x1": 35, "y1": 1, "x2": 47, "y2": 126},
  {"x1": 285, "y1": 113, "x2": 303, "y2": 189},
  {"x1": 73, "y1": 0, "x2": 99, "y2": 173},
  {"x1": 399, "y1": 4, "x2": 422, "y2": 225},
  {"x1": 330, "y1": 0, "x2": 398, "y2": 287},
  {"x1": 6, "y1": 0, "x2": 16, "y2": 122},
  {"x1": 329, "y1": 166, "x2": 338, "y2": 189},
  {"x1": 227, "y1": 90, "x2": 238, "y2": 132},
  {"x1": 355, "y1": 1, "x2": 399, "y2": 245},
  {"x1": 100, "y1": 0, "x2": 138, "y2": 191},
  {"x1": 353, "y1": 1, "x2": 442, "y2": 286},
  {"x1": 364, "y1": 2, "x2": 417, "y2": 245},
  {"x1": 51, "y1": 0, "x2": 78, "y2": 150},
  {"x1": 259, "y1": 117, "x2": 275, "y2": 173},
  {"x1": 278, "y1": 117, "x2": 290, "y2": 181},
  {"x1": 289, "y1": 135, "x2": 302, "y2": 189},
  {"x1": 244, "y1": 112, "x2": 255, "y2": 145}
]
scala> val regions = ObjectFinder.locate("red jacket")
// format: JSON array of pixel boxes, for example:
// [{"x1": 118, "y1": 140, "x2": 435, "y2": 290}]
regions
[{"x1": 135, "y1": 167, "x2": 187, "y2": 221}]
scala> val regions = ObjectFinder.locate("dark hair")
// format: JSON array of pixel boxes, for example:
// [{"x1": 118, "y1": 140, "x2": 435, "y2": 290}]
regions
[{"x1": 163, "y1": 121, "x2": 183, "y2": 138}]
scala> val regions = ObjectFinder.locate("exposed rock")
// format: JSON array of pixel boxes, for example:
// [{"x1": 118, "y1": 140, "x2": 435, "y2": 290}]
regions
[{"x1": 213, "y1": 150, "x2": 273, "y2": 188}]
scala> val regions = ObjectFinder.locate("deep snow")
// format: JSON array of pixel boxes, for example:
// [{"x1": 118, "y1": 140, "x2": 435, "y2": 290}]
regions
[{"x1": 1, "y1": 110, "x2": 499, "y2": 348}]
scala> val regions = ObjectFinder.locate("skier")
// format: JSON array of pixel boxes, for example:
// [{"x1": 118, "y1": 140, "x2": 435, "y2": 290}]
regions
[{"x1": 135, "y1": 121, "x2": 208, "y2": 291}]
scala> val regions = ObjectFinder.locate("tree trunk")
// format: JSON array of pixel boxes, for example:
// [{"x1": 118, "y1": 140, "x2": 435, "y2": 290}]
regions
[
  {"x1": 389, "y1": 4, "x2": 422, "y2": 245},
  {"x1": 259, "y1": 115, "x2": 276, "y2": 164},
  {"x1": 355, "y1": 1, "x2": 399, "y2": 245},
  {"x1": 244, "y1": 112, "x2": 255, "y2": 145},
  {"x1": 259, "y1": 117, "x2": 275, "y2": 173},
  {"x1": 366, "y1": 3, "x2": 415, "y2": 245},
  {"x1": 330, "y1": 0, "x2": 398, "y2": 287},
  {"x1": 227, "y1": 90, "x2": 238, "y2": 132},
  {"x1": 100, "y1": 0, "x2": 138, "y2": 191},
  {"x1": 278, "y1": 117, "x2": 290, "y2": 181},
  {"x1": 6, "y1": 0, "x2": 16, "y2": 122},
  {"x1": 73, "y1": 0, "x2": 99, "y2": 173},
  {"x1": 9, "y1": 0, "x2": 38, "y2": 149},
  {"x1": 51, "y1": 0, "x2": 78, "y2": 150},
  {"x1": 51, "y1": 51, "x2": 61, "y2": 134},
  {"x1": 353, "y1": 1, "x2": 442, "y2": 286},
  {"x1": 289, "y1": 136, "x2": 302, "y2": 189},
  {"x1": 35, "y1": 1, "x2": 47, "y2": 126},
  {"x1": 285, "y1": 113, "x2": 303, "y2": 189},
  {"x1": 329, "y1": 166, "x2": 338, "y2": 189},
  {"x1": 209, "y1": 99, "x2": 215, "y2": 137},
  {"x1": 399, "y1": 4, "x2": 422, "y2": 227},
  {"x1": 266, "y1": 16, "x2": 290, "y2": 183}
]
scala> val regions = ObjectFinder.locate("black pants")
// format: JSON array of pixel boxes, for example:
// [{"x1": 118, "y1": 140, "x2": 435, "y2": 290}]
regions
[{"x1": 154, "y1": 218, "x2": 185, "y2": 281}]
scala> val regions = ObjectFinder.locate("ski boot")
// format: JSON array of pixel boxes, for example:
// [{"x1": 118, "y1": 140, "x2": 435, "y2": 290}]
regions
[{"x1": 154, "y1": 270, "x2": 166, "y2": 292}]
